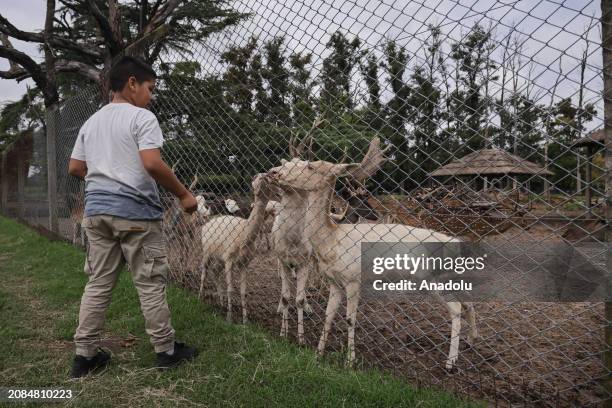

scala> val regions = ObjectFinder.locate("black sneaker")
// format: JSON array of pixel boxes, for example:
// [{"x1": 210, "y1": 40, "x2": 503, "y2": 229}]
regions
[
  {"x1": 70, "y1": 348, "x2": 111, "y2": 378},
  {"x1": 155, "y1": 342, "x2": 198, "y2": 369}
]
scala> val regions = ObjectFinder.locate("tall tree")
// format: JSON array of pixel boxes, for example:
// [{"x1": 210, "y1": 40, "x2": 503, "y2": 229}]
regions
[
  {"x1": 319, "y1": 31, "x2": 361, "y2": 118},
  {"x1": 221, "y1": 36, "x2": 259, "y2": 115},
  {"x1": 545, "y1": 97, "x2": 596, "y2": 191},
  {"x1": 288, "y1": 51, "x2": 314, "y2": 126},
  {"x1": 262, "y1": 37, "x2": 290, "y2": 126},
  {"x1": 448, "y1": 24, "x2": 497, "y2": 152},
  {"x1": 359, "y1": 50, "x2": 383, "y2": 131},
  {"x1": 409, "y1": 25, "x2": 446, "y2": 186},
  {"x1": 0, "y1": 0, "x2": 247, "y2": 135},
  {"x1": 380, "y1": 39, "x2": 411, "y2": 191}
]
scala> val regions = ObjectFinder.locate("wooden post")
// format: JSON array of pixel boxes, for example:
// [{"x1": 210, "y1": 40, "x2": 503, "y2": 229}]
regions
[
  {"x1": 601, "y1": 1, "x2": 612, "y2": 406},
  {"x1": 577, "y1": 154, "x2": 582, "y2": 194},
  {"x1": 46, "y1": 106, "x2": 59, "y2": 233},
  {"x1": 586, "y1": 145, "x2": 593, "y2": 216},
  {"x1": 17, "y1": 153, "x2": 25, "y2": 219},
  {"x1": 0, "y1": 150, "x2": 7, "y2": 214}
]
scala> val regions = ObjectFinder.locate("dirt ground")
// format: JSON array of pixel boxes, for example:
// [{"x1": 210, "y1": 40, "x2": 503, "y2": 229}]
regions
[{"x1": 166, "y1": 213, "x2": 608, "y2": 408}]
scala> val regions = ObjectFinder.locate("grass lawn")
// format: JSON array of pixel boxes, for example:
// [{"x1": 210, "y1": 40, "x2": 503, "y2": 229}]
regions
[{"x1": 0, "y1": 216, "x2": 481, "y2": 407}]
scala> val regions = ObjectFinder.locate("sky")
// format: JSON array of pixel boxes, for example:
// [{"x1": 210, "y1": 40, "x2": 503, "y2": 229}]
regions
[{"x1": 0, "y1": 0, "x2": 605, "y2": 130}]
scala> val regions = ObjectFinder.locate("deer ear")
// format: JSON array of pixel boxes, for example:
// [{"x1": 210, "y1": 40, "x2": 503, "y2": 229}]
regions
[
  {"x1": 332, "y1": 163, "x2": 360, "y2": 176},
  {"x1": 281, "y1": 159, "x2": 287, "y2": 165}
]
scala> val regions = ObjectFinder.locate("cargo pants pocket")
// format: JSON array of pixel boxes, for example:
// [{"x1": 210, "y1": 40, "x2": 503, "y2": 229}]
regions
[
  {"x1": 82, "y1": 217, "x2": 96, "y2": 276},
  {"x1": 142, "y1": 243, "x2": 169, "y2": 284}
]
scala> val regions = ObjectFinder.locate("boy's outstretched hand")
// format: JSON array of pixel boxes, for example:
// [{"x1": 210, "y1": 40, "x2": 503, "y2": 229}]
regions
[
  {"x1": 139, "y1": 149, "x2": 198, "y2": 213},
  {"x1": 178, "y1": 191, "x2": 198, "y2": 214}
]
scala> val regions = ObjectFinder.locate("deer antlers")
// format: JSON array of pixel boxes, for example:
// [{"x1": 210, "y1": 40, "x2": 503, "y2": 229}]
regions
[
  {"x1": 188, "y1": 173, "x2": 199, "y2": 191},
  {"x1": 289, "y1": 116, "x2": 325, "y2": 159},
  {"x1": 348, "y1": 137, "x2": 390, "y2": 182},
  {"x1": 170, "y1": 159, "x2": 198, "y2": 192}
]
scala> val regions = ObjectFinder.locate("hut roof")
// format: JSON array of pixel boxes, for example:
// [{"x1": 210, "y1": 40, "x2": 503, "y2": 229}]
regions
[
  {"x1": 429, "y1": 148, "x2": 553, "y2": 177},
  {"x1": 571, "y1": 129, "x2": 605, "y2": 148}
]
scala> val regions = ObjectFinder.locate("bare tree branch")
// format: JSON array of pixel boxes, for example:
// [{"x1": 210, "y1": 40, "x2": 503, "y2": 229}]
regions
[
  {"x1": 54, "y1": 59, "x2": 100, "y2": 81},
  {"x1": 0, "y1": 68, "x2": 27, "y2": 80},
  {"x1": 0, "y1": 44, "x2": 48, "y2": 91},
  {"x1": 0, "y1": 59, "x2": 100, "y2": 82},
  {"x1": 0, "y1": 34, "x2": 20, "y2": 72},
  {"x1": 143, "y1": 0, "x2": 181, "y2": 34},
  {"x1": 126, "y1": 0, "x2": 181, "y2": 58},
  {"x1": 0, "y1": 12, "x2": 103, "y2": 59}
]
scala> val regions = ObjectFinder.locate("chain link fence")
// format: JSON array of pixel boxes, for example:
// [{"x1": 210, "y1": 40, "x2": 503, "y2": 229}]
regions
[{"x1": 1, "y1": 0, "x2": 610, "y2": 406}]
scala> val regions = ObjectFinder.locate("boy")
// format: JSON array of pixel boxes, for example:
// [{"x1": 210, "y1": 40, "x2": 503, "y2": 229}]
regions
[{"x1": 68, "y1": 56, "x2": 198, "y2": 378}]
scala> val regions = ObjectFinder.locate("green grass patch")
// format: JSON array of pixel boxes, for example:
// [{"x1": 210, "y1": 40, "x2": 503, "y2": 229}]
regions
[{"x1": 0, "y1": 216, "x2": 480, "y2": 407}]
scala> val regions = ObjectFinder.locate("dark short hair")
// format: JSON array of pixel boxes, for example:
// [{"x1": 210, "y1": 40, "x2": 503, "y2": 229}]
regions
[{"x1": 109, "y1": 56, "x2": 157, "y2": 92}]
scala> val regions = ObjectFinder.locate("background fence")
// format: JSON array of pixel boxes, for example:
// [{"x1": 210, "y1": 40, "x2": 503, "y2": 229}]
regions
[{"x1": 0, "y1": 0, "x2": 610, "y2": 406}]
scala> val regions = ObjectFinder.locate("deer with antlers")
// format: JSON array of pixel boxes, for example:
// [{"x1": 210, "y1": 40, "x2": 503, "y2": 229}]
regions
[
  {"x1": 268, "y1": 138, "x2": 478, "y2": 368},
  {"x1": 272, "y1": 117, "x2": 326, "y2": 344},
  {"x1": 199, "y1": 173, "x2": 276, "y2": 323}
]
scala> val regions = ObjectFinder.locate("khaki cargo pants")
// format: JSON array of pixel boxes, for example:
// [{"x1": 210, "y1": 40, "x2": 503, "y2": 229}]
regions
[{"x1": 74, "y1": 215, "x2": 175, "y2": 357}]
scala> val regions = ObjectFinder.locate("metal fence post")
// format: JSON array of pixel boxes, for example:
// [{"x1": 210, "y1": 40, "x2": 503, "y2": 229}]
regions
[
  {"x1": 46, "y1": 105, "x2": 58, "y2": 233},
  {"x1": 603, "y1": 1, "x2": 612, "y2": 406}
]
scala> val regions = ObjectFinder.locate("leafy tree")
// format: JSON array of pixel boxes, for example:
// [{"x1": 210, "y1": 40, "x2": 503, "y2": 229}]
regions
[
  {"x1": 408, "y1": 25, "x2": 447, "y2": 187},
  {"x1": 262, "y1": 37, "x2": 290, "y2": 126},
  {"x1": 380, "y1": 39, "x2": 411, "y2": 191},
  {"x1": 0, "y1": 0, "x2": 247, "y2": 146},
  {"x1": 359, "y1": 50, "x2": 383, "y2": 131},
  {"x1": 545, "y1": 97, "x2": 596, "y2": 191},
  {"x1": 288, "y1": 51, "x2": 315, "y2": 126},
  {"x1": 221, "y1": 36, "x2": 259, "y2": 115},
  {"x1": 448, "y1": 24, "x2": 497, "y2": 152},
  {"x1": 319, "y1": 31, "x2": 361, "y2": 118}
]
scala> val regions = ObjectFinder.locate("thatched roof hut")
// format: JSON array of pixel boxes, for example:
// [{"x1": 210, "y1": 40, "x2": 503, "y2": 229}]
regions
[{"x1": 429, "y1": 148, "x2": 553, "y2": 177}]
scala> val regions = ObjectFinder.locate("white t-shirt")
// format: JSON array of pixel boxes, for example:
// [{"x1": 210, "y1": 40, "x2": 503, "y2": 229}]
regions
[{"x1": 71, "y1": 102, "x2": 165, "y2": 220}]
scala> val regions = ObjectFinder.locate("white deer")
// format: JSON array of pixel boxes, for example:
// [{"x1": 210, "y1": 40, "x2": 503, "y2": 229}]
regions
[
  {"x1": 272, "y1": 117, "x2": 331, "y2": 344},
  {"x1": 199, "y1": 173, "x2": 276, "y2": 323},
  {"x1": 268, "y1": 138, "x2": 478, "y2": 369}
]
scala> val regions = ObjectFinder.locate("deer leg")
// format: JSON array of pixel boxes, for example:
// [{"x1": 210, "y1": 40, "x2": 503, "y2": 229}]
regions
[
  {"x1": 317, "y1": 283, "x2": 342, "y2": 357},
  {"x1": 240, "y1": 267, "x2": 248, "y2": 324},
  {"x1": 445, "y1": 301, "x2": 462, "y2": 370},
  {"x1": 303, "y1": 262, "x2": 313, "y2": 314},
  {"x1": 463, "y1": 302, "x2": 478, "y2": 344},
  {"x1": 278, "y1": 261, "x2": 291, "y2": 338},
  {"x1": 214, "y1": 267, "x2": 225, "y2": 306},
  {"x1": 295, "y1": 263, "x2": 310, "y2": 345},
  {"x1": 345, "y1": 281, "x2": 360, "y2": 367},
  {"x1": 225, "y1": 261, "x2": 234, "y2": 322},
  {"x1": 198, "y1": 257, "x2": 208, "y2": 300},
  {"x1": 207, "y1": 259, "x2": 225, "y2": 307}
]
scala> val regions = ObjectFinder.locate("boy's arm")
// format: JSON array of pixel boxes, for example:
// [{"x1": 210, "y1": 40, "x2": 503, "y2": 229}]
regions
[
  {"x1": 68, "y1": 158, "x2": 87, "y2": 179},
  {"x1": 139, "y1": 148, "x2": 197, "y2": 214}
]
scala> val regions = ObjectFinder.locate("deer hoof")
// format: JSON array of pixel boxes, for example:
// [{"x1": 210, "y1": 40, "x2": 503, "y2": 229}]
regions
[{"x1": 445, "y1": 358, "x2": 457, "y2": 371}]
